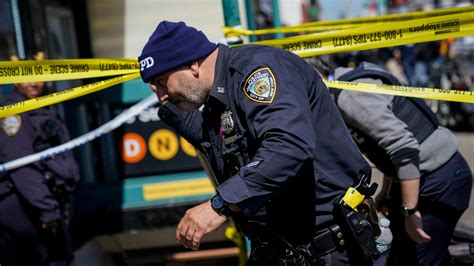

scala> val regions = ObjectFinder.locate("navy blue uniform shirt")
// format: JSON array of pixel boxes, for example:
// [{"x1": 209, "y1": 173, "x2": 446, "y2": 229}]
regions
[
  {"x1": 0, "y1": 89, "x2": 79, "y2": 224},
  {"x1": 159, "y1": 44, "x2": 370, "y2": 244}
]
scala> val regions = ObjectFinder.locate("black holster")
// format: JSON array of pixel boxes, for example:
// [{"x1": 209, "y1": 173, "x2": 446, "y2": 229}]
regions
[
  {"x1": 332, "y1": 195, "x2": 377, "y2": 259},
  {"x1": 246, "y1": 222, "x2": 324, "y2": 266},
  {"x1": 248, "y1": 239, "x2": 320, "y2": 266},
  {"x1": 44, "y1": 171, "x2": 71, "y2": 223}
]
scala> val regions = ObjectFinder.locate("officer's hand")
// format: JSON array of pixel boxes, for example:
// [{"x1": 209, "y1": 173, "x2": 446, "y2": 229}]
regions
[
  {"x1": 176, "y1": 200, "x2": 227, "y2": 250},
  {"x1": 404, "y1": 211, "x2": 431, "y2": 244},
  {"x1": 41, "y1": 219, "x2": 58, "y2": 230}
]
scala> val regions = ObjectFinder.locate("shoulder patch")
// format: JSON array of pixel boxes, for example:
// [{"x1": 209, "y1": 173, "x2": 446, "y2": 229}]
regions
[
  {"x1": 243, "y1": 67, "x2": 276, "y2": 104},
  {"x1": 1, "y1": 115, "x2": 22, "y2": 137}
]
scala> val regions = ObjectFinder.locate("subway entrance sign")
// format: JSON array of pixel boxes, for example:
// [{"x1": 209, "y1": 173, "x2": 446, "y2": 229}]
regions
[{"x1": 114, "y1": 103, "x2": 202, "y2": 177}]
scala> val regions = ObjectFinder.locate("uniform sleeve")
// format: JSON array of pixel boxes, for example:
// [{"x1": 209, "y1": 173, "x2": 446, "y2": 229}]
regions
[
  {"x1": 336, "y1": 78, "x2": 421, "y2": 180},
  {"x1": 9, "y1": 167, "x2": 61, "y2": 222},
  {"x1": 40, "y1": 111, "x2": 80, "y2": 190},
  {"x1": 2, "y1": 116, "x2": 60, "y2": 223},
  {"x1": 216, "y1": 59, "x2": 317, "y2": 216},
  {"x1": 158, "y1": 102, "x2": 205, "y2": 150}
]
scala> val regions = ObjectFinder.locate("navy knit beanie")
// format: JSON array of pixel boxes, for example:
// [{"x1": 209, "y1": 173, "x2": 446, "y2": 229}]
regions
[{"x1": 138, "y1": 21, "x2": 217, "y2": 83}]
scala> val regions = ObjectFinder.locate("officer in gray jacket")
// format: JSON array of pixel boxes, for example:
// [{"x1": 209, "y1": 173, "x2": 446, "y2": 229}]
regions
[{"x1": 332, "y1": 61, "x2": 472, "y2": 266}]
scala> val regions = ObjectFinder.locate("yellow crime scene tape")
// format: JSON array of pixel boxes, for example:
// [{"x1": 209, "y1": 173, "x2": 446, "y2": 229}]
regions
[
  {"x1": 325, "y1": 80, "x2": 474, "y2": 104},
  {"x1": 0, "y1": 73, "x2": 140, "y2": 118},
  {"x1": 0, "y1": 58, "x2": 139, "y2": 84},
  {"x1": 224, "y1": 22, "x2": 356, "y2": 37},
  {"x1": 1, "y1": 76, "x2": 471, "y2": 119},
  {"x1": 224, "y1": 5, "x2": 474, "y2": 37},
  {"x1": 0, "y1": 9, "x2": 473, "y2": 118},
  {"x1": 248, "y1": 12, "x2": 474, "y2": 57}
]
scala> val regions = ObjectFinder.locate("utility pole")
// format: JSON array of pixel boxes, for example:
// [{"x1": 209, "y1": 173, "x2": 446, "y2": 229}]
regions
[
  {"x1": 222, "y1": 0, "x2": 245, "y2": 44},
  {"x1": 272, "y1": 0, "x2": 284, "y2": 39}
]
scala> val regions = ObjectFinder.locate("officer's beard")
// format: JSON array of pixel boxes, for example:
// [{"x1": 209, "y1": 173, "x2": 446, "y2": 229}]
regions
[{"x1": 173, "y1": 83, "x2": 207, "y2": 112}]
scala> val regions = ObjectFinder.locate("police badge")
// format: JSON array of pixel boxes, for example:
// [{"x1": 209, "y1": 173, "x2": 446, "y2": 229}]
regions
[
  {"x1": 1, "y1": 115, "x2": 22, "y2": 136},
  {"x1": 220, "y1": 110, "x2": 234, "y2": 135},
  {"x1": 243, "y1": 67, "x2": 276, "y2": 104}
]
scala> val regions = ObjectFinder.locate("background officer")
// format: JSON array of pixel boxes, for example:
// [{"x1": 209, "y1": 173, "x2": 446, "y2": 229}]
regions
[
  {"x1": 0, "y1": 52, "x2": 80, "y2": 265},
  {"x1": 138, "y1": 21, "x2": 385, "y2": 265},
  {"x1": 332, "y1": 61, "x2": 472, "y2": 266}
]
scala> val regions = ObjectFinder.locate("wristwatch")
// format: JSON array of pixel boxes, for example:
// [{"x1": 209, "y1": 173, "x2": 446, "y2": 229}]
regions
[
  {"x1": 400, "y1": 205, "x2": 418, "y2": 216},
  {"x1": 211, "y1": 194, "x2": 232, "y2": 217}
]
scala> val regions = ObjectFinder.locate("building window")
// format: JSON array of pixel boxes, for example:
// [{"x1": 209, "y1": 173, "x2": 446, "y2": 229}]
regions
[{"x1": 0, "y1": 0, "x2": 18, "y2": 60}]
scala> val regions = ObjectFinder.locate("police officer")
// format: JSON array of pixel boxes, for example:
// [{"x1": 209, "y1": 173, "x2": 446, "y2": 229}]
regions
[
  {"x1": 138, "y1": 21, "x2": 389, "y2": 265},
  {"x1": 0, "y1": 52, "x2": 80, "y2": 265},
  {"x1": 332, "y1": 61, "x2": 472, "y2": 266}
]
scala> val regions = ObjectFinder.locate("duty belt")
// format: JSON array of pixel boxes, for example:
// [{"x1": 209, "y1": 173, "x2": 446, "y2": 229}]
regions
[{"x1": 248, "y1": 222, "x2": 345, "y2": 261}]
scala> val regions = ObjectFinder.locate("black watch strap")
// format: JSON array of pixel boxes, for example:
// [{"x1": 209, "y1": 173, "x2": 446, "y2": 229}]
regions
[
  {"x1": 211, "y1": 194, "x2": 232, "y2": 217},
  {"x1": 400, "y1": 205, "x2": 418, "y2": 216}
]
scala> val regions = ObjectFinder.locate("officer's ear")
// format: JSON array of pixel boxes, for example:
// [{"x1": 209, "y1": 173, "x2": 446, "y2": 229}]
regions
[{"x1": 189, "y1": 61, "x2": 200, "y2": 77}]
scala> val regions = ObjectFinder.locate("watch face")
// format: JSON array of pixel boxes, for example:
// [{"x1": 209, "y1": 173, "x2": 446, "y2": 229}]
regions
[
  {"x1": 212, "y1": 195, "x2": 224, "y2": 209},
  {"x1": 401, "y1": 205, "x2": 417, "y2": 216},
  {"x1": 401, "y1": 206, "x2": 408, "y2": 216}
]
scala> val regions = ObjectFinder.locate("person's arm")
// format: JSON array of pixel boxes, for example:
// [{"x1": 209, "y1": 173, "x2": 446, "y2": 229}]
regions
[
  {"x1": 400, "y1": 179, "x2": 419, "y2": 210},
  {"x1": 158, "y1": 102, "x2": 205, "y2": 149},
  {"x1": 159, "y1": 103, "x2": 222, "y2": 250},
  {"x1": 2, "y1": 116, "x2": 60, "y2": 226},
  {"x1": 401, "y1": 179, "x2": 431, "y2": 243},
  {"x1": 337, "y1": 81, "x2": 421, "y2": 180},
  {"x1": 337, "y1": 82, "x2": 430, "y2": 243},
  {"x1": 9, "y1": 166, "x2": 61, "y2": 225},
  {"x1": 38, "y1": 109, "x2": 80, "y2": 191}
]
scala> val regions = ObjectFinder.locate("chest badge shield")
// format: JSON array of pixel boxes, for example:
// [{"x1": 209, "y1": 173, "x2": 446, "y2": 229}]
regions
[
  {"x1": 243, "y1": 67, "x2": 276, "y2": 104},
  {"x1": 1, "y1": 115, "x2": 22, "y2": 137},
  {"x1": 221, "y1": 111, "x2": 238, "y2": 145},
  {"x1": 220, "y1": 110, "x2": 234, "y2": 135}
]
